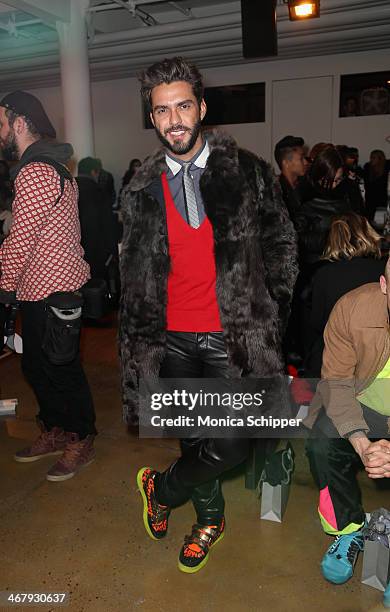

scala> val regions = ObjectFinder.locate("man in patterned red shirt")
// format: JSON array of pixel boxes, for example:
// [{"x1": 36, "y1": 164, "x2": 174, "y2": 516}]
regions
[{"x1": 0, "y1": 91, "x2": 96, "y2": 481}]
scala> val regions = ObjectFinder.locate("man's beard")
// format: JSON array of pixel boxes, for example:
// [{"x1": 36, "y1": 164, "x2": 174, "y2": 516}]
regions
[
  {"x1": 0, "y1": 129, "x2": 19, "y2": 161},
  {"x1": 155, "y1": 119, "x2": 202, "y2": 156}
]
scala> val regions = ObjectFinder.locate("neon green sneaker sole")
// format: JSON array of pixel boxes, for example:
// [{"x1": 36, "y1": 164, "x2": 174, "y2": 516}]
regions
[
  {"x1": 136, "y1": 466, "x2": 160, "y2": 541},
  {"x1": 178, "y1": 529, "x2": 225, "y2": 574}
]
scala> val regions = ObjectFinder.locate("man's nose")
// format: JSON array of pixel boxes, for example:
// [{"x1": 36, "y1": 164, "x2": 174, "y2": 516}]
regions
[{"x1": 169, "y1": 107, "x2": 181, "y2": 125}]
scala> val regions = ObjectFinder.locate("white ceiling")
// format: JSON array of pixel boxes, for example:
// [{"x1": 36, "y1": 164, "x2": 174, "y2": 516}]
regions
[{"x1": 0, "y1": 0, "x2": 389, "y2": 90}]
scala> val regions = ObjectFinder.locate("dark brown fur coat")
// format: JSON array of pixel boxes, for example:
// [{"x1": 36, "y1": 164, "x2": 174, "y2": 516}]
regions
[{"x1": 119, "y1": 130, "x2": 298, "y2": 424}]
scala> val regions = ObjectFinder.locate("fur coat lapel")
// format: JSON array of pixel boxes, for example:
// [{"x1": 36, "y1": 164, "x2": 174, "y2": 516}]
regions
[{"x1": 125, "y1": 129, "x2": 251, "y2": 237}]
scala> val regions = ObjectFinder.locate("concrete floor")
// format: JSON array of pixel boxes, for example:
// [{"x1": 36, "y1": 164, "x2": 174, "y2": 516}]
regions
[{"x1": 0, "y1": 317, "x2": 388, "y2": 612}]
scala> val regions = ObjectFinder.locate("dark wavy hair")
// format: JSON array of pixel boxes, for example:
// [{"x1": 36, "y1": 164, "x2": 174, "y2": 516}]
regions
[
  {"x1": 140, "y1": 56, "x2": 204, "y2": 112},
  {"x1": 309, "y1": 145, "x2": 344, "y2": 190}
]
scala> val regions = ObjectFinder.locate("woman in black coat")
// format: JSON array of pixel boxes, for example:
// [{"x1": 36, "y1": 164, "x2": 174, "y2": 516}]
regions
[
  {"x1": 305, "y1": 212, "x2": 385, "y2": 377},
  {"x1": 289, "y1": 146, "x2": 353, "y2": 359},
  {"x1": 296, "y1": 145, "x2": 354, "y2": 266}
]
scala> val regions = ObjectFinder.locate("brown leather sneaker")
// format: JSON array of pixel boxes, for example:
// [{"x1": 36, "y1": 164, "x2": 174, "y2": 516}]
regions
[
  {"x1": 46, "y1": 433, "x2": 95, "y2": 482},
  {"x1": 14, "y1": 426, "x2": 67, "y2": 463}
]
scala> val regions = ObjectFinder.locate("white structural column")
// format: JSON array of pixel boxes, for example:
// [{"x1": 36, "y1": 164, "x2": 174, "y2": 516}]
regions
[{"x1": 56, "y1": 0, "x2": 95, "y2": 161}]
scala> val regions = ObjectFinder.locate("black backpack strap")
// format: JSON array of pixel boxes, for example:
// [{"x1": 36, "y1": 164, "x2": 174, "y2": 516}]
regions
[{"x1": 15, "y1": 156, "x2": 73, "y2": 205}]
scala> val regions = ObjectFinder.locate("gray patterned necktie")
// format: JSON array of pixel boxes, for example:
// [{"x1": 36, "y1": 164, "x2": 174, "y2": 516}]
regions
[{"x1": 182, "y1": 162, "x2": 200, "y2": 228}]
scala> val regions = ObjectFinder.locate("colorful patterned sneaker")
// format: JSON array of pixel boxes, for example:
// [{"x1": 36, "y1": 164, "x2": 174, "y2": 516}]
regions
[
  {"x1": 178, "y1": 519, "x2": 225, "y2": 574},
  {"x1": 384, "y1": 581, "x2": 390, "y2": 608},
  {"x1": 46, "y1": 434, "x2": 95, "y2": 482},
  {"x1": 14, "y1": 426, "x2": 67, "y2": 462},
  {"x1": 321, "y1": 530, "x2": 364, "y2": 584},
  {"x1": 136, "y1": 467, "x2": 170, "y2": 541}
]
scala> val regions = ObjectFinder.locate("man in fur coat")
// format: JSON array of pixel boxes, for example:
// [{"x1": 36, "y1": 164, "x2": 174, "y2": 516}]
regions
[{"x1": 120, "y1": 57, "x2": 298, "y2": 573}]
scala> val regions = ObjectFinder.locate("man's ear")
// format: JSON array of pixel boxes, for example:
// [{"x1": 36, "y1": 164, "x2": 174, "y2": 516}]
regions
[
  {"x1": 149, "y1": 112, "x2": 155, "y2": 128},
  {"x1": 200, "y1": 99, "x2": 207, "y2": 121},
  {"x1": 15, "y1": 115, "x2": 27, "y2": 136},
  {"x1": 380, "y1": 274, "x2": 387, "y2": 295}
]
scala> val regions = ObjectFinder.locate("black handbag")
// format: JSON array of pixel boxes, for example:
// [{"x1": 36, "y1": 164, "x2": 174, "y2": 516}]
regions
[{"x1": 42, "y1": 291, "x2": 83, "y2": 365}]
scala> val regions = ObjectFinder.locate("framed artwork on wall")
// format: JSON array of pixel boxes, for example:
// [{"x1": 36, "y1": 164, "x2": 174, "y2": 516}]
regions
[{"x1": 340, "y1": 71, "x2": 390, "y2": 117}]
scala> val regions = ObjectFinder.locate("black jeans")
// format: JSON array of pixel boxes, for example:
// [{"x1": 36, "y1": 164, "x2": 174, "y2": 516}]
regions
[
  {"x1": 306, "y1": 405, "x2": 390, "y2": 534},
  {"x1": 155, "y1": 331, "x2": 250, "y2": 525},
  {"x1": 20, "y1": 300, "x2": 96, "y2": 438}
]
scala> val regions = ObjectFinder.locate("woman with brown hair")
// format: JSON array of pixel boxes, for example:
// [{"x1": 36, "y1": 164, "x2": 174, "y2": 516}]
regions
[{"x1": 305, "y1": 211, "x2": 385, "y2": 377}]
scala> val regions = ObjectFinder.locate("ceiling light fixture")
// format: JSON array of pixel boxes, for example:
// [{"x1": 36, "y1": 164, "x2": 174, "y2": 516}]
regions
[{"x1": 286, "y1": 1, "x2": 320, "y2": 21}]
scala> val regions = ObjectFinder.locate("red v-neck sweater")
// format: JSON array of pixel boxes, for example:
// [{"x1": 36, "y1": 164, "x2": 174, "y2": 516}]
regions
[{"x1": 162, "y1": 173, "x2": 222, "y2": 332}]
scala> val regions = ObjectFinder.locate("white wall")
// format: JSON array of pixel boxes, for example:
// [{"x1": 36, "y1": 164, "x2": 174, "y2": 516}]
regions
[
  {"x1": 2, "y1": 48, "x2": 389, "y2": 188},
  {"x1": 91, "y1": 78, "x2": 159, "y2": 186},
  {"x1": 202, "y1": 49, "x2": 390, "y2": 166}
]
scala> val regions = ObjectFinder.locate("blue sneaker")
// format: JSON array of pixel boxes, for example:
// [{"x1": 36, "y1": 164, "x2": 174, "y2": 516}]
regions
[
  {"x1": 321, "y1": 531, "x2": 364, "y2": 584},
  {"x1": 384, "y1": 581, "x2": 390, "y2": 608}
]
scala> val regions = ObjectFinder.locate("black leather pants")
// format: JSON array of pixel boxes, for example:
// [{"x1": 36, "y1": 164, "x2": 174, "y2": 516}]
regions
[{"x1": 155, "y1": 332, "x2": 250, "y2": 525}]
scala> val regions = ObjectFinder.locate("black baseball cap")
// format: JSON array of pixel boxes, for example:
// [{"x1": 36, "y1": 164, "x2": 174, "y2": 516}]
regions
[{"x1": 0, "y1": 90, "x2": 56, "y2": 139}]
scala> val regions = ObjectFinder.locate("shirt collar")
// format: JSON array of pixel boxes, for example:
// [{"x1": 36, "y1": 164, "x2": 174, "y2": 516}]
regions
[
  {"x1": 194, "y1": 139, "x2": 209, "y2": 168},
  {"x1": 165, "y1": 154, "x2": 181, "y2": 177},
  {"x1": 165, "y1": 139, "x2": 210, "y2": 177}
]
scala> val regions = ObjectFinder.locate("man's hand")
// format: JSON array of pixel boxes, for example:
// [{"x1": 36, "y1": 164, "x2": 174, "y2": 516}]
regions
[
  {"x1": 363, "y1": 439, "x2": 390, "y2": 479},
  {"x1": 349, "y1": 435, "x2": 390, "y2": 478},
  {"x1": 349, "y1": 433, "x2": 371, "y2": 459}
]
